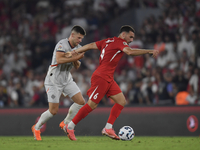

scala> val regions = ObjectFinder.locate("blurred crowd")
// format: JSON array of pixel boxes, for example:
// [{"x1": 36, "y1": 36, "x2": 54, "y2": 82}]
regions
[{"x1": 0, "y1": 0, "x2": 200, "y2": 108}]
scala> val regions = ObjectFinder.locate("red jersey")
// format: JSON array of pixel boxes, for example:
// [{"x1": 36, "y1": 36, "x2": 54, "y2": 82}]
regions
[{"x1": 94, "y1": 37, "x2": 129, "y2": 82}]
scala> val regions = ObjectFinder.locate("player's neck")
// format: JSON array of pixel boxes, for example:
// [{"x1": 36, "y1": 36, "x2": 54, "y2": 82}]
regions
[
  {"x1": 68, "y1": 39, "x2": 75, "y2": 48},
  {"x1": 118, "y1": 35, "x2": 124, "y2": 40}
]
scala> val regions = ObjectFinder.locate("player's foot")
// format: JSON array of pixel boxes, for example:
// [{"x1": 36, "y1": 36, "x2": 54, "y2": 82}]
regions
[
  {"x1": 63, "y1": 124, "x2": 77, "y2": 141},
  {"x1": 31, "y1": 125, "x2": 42, "y2": 141},
  {"x1": 59, "y1": 121, "x2": 65, "y2": 129},
  {"x1": 102, "y1": 128, "x2": 120, "y2": 140}
]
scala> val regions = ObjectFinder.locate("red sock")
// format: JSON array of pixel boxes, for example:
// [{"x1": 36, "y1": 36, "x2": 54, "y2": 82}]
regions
[
  {"x1": 107, "y1": 103, "x2": 124, "y2": 125},
  {"x1": 72, "y1": 103, "x2": 93, "y2": 125}
]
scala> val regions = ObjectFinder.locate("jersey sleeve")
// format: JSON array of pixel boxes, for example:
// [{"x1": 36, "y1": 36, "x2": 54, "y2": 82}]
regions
[
  {"x1": 95, "y1": 39, "x2": 106, "y2": 51},
  {"x1": 56, "y1": 43, "x2": 65, "y2": 52},
  {"x1": 118, "y1": 41, "x2": 129, "y2": 51}
]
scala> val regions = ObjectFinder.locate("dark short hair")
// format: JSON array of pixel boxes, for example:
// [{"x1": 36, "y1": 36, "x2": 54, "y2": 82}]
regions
[
  {"x1": 71, "y1": 25, "x2": 86, "y2": 36},
  {"x1": 120, "y1": 25, "x2": 135, "y2": 34}
]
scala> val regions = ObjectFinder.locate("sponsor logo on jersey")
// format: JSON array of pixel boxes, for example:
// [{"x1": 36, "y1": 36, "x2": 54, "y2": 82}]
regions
[
  {"x1": 123, "y1": 42, "x2": 128, "y2": 45},
  {"x1": 57, "y1": 45, "x2": 62, "y2": 50}
]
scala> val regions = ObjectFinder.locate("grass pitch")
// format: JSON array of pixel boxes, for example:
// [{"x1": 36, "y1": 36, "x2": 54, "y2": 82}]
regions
[{"x1": 0, "y1": 136, "x2": 199, "y2": 150}]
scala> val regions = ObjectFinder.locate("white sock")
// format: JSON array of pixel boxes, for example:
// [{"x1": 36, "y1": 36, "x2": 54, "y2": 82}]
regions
[
  {"x1": 68, "y1": 121, "x2": 76, "y2": 130},
  {"x1": 105, "y1": 123, "x2": 113, "y2": 129},
  {"x1": 35, "y1": 109, "x2": 53, "y2": 130},
  {"x1": 64, "y1": 103, "x2": 83, "y2": 124}
]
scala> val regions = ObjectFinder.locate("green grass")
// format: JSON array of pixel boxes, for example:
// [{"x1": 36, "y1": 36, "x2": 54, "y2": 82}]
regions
[{"x1": 0, "y1": 136, "x2": 199, "y2": 150}]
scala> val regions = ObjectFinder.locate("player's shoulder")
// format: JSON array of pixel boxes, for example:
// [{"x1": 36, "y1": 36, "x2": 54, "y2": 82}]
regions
[
  {"x1": 114, "y1": 37, "x2": 128, "y2": 45},
  {"x1": 58, "y1": 38, "x2": 70, "y2": 47},
  {"x1": 104, "y1": 37, "x2": 123, "y2": 43},
  {"x1": 55, "y1": 38, "x2": 69, "y2": 51},
  {"x1": 58, "y1": 38, "x2": 68, "y2": 45},
  {"x1": 102, "y1": 37, "x2": 115, "y2": 44}
]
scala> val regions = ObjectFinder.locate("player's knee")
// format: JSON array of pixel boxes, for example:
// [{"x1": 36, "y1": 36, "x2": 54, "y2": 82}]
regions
[
  {"x1": 49, "y1": 109, "x2": 58, "y2": 115},
  {"x1": 119, "y1": 99, "x2": 126, "y2": 107},
  {"x1": 77, "y1": 99, "x2": 85, "y2": 105},
  {"x1": 87, "y1": 99, "x2": 98, "y2": 110}
]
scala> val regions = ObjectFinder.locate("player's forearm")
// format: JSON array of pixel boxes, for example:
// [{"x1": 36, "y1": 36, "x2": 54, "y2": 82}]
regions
[
  {"x1": 75, "y1": 42, "x2": 97, "y2": 53},
  {"x1": 57, "y1": 55, "x2": 82, "y2": 64},
  {"x1": 129, "y1": 49, "x2": 154, "y2": 56}
]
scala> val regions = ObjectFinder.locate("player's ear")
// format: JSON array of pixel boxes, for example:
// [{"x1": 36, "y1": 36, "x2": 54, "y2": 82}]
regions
[
  {"x1": 122, "y1": 32, "x2": 126, "y2": 39},
  {"x1": 71, "y1": 32, "x2": 74, "y2": 37}
]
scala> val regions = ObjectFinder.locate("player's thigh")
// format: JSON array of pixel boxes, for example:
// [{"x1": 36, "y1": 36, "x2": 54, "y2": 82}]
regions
[
  {"x1": 45, "y1": 85, "x2": 62, "y2": 103},
  {"x1": 107, "y1": 81, "x2": 126, "y2": 106},
  {"x1": 109, "y1": 93, "x2": 126, "y2": 106},
  {"x1": 87, "y1": 76, "x2": 109, "y2": 104}
]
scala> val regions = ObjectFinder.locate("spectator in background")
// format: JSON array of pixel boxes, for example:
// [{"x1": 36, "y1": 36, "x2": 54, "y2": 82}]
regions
[
  {"x1": 195, "y1": 32, "x2": 200, "y2": 68},
  {"x1": 0, "y1": 0, "x2": 200, "y2": 107},
  {"x1": 176, "y1": 86, "x2": 198, "y2": 105},
  {"x1": 156, "y1": 50, "x2": 168, "y2": 69},
  {"x1": 179, "y1": 50, "x2": 190, "y2": 73},
  {"x1": 0, "y1": 84, "x2": 8, "y2": 107},
  {"x1": 189, "y1": 68, "x2": 199, "y2": 96},
  {"x1": 28, "y1": 85, "x2": 40, "y2": 106},
  {"x1": 156, "y1": 72, "x2": 174, "y2": 105},
  {"x1": 154, "y1": 35, "x2": 165, "y2": 53},
  {"x1": 173, "y1": 69, "x2": 189, "y2": 92}
]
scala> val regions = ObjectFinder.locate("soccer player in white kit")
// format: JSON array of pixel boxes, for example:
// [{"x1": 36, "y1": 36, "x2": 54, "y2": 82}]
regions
[{"x1": 31, "y1": 25, "x2": 86, "y2": 141}]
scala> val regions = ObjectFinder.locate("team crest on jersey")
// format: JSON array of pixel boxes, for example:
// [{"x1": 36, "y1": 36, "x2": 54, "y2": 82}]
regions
[
  {"x1": 123, "y1": 42, "x2": 128, "y2": 45},
  {"x1": 57, "y1": 45, "x2": 63, "y2": 50}
]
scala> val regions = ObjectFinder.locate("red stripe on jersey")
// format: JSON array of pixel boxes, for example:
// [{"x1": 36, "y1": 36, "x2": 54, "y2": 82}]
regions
[{"x1": 51, "y1": 64, "x2": 58, "y2": 67}]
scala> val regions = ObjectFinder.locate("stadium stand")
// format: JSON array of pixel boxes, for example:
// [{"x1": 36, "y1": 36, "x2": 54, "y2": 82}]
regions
[{"x1": 0, "y1": 0, "x2": 200, "y2": 107}]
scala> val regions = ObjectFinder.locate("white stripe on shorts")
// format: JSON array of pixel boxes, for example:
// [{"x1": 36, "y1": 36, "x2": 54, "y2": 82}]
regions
[{"x1": 89, "y1": 86, "x2": 98, "y2": 100}]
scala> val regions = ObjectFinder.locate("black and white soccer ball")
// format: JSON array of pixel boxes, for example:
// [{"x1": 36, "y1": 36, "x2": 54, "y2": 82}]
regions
[{"x1": 118, "y1": 126, "x2": 135, "y2": 141}]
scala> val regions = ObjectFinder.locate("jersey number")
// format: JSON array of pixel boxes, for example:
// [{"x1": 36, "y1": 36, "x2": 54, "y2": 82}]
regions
[
  {"x1": 100, "y1": 44, "x2": 108, "y2": 60},
  {"x1": 93, "y1": 93, "x2": 99, "y2": 99}
]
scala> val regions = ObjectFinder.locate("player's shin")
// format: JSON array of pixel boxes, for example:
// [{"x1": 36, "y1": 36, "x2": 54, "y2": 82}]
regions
[
  {"x1": 106, "y1": 103, "x2": 124, "y2": 129},
  {"x1": 35, "y1": 109, "x2": 53, "y2": 130},
  {"x1": 68, "y1": 103, "x2": 93, "y2": 129},
  {"x1": 64, "y1": 103, "x2": 84, "y2": 124}
]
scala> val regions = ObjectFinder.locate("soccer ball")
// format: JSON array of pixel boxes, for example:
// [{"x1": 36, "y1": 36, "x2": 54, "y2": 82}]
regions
[{"x1": 118, "y1": 126, "x2": 135, "y2": 141}]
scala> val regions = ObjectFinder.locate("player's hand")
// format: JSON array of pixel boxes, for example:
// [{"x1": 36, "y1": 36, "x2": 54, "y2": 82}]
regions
[
  {"x1": 65, "y1": 52, "x2": 72, "y2": 58},
  {"x1": 76, "y1": 52, "x2": 84, "y2": 60},
  {"x1": 71, "y1": 50, "x2": 78, "y2": 56},
  {"x1": 149, "y1": 50, "x2": 159, "y2": 58}
]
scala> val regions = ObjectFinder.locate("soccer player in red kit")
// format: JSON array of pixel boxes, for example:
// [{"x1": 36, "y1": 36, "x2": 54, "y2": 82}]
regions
[{"x1": 63, "y1": 25, "x2": 159, "y2": 140}]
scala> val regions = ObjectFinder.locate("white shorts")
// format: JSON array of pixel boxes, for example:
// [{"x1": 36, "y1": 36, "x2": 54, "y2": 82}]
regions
[{"x1": 45, "y1": 80, "x2": 81, "y2": 103}]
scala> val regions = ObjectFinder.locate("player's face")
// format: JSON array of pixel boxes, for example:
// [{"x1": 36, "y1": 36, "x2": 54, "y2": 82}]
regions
[
  {"x1": 71, "y1": 32, "x2": 84, "y2": 47},
  {"x1": 124, "y1": 31, "x2": 135, "y2": 44}
]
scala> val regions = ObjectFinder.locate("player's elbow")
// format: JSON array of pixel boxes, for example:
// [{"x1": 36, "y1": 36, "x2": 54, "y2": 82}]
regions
[{"x1": 56, "y1": 59, "x2": 62, "y2": 64}]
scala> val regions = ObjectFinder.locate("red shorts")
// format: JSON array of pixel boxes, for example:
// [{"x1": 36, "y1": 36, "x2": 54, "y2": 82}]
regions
[{"x1": 87, "y1": 75, "x2": 122, "y2": 104}]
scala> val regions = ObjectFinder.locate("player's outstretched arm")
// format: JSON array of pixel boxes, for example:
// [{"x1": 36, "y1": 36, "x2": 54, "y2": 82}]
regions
[
  {"x1": 123, "y1": 47, "x2": 159, "y2": 58},
  {"x1": 56, "y1": 51, "x2": 84, "y2": 64},
  {"x1": 75, "y1": 42, "x2": 98, "y2": 53}
]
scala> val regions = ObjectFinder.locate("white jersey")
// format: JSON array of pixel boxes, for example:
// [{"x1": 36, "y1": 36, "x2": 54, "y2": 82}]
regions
[{"x1": 44, "y1": 38, "x2": 81, "y2": 91}]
